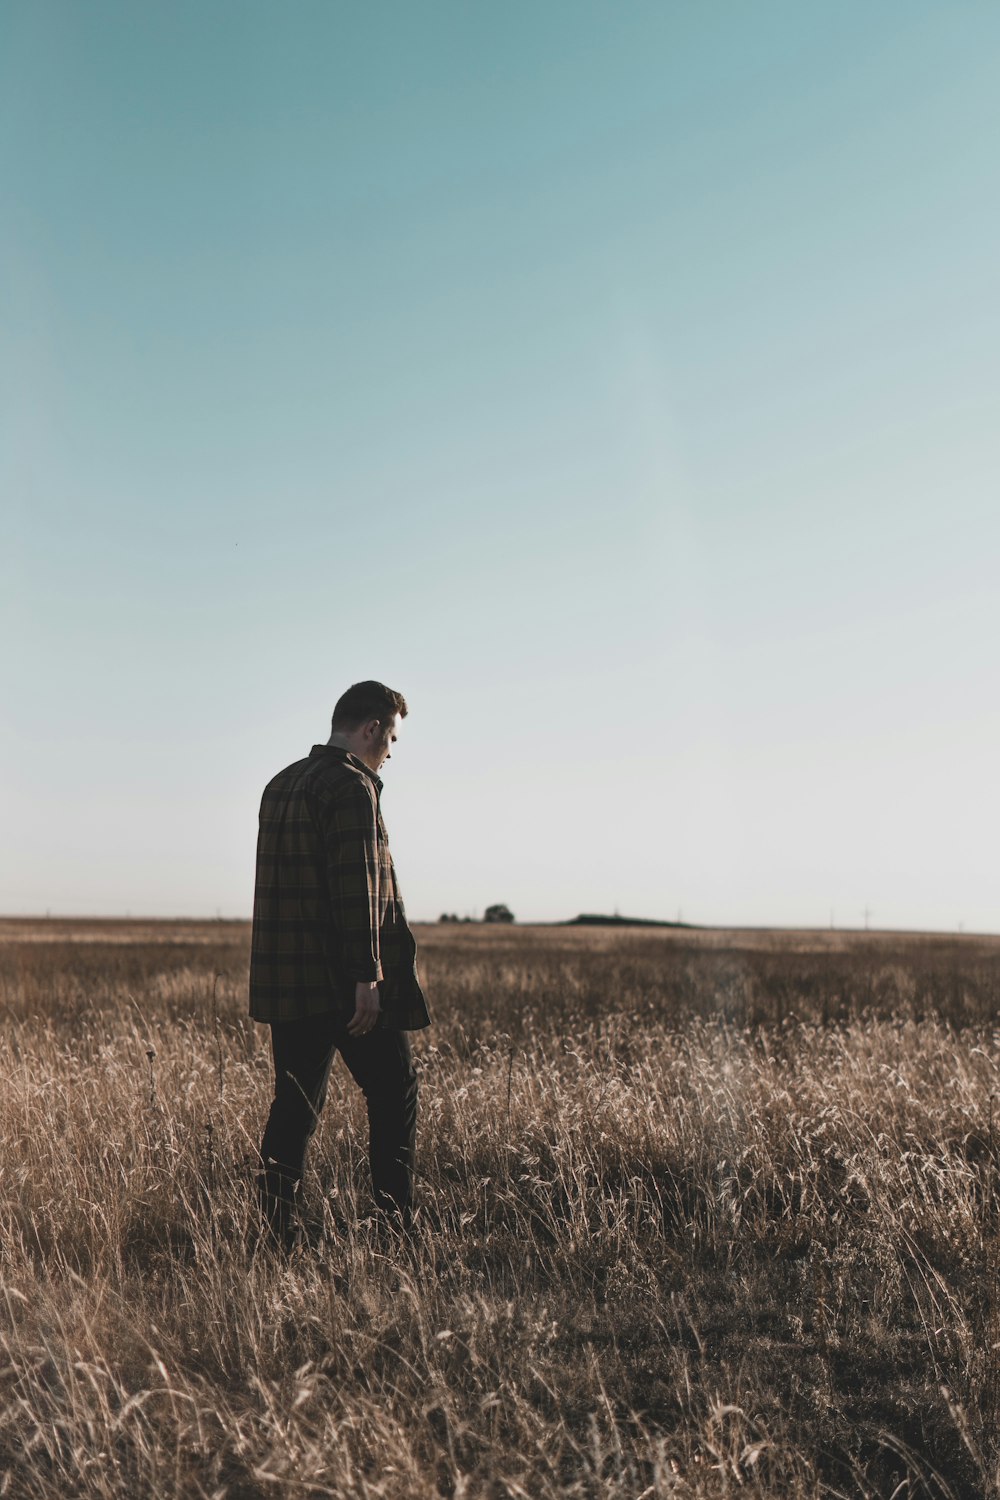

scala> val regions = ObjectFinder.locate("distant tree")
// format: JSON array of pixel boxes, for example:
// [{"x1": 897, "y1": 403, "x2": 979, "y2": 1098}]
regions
[
  {"x1": 438, "y1": 912, "x2": 460, "y2": 923},
  {"x1": 484, "y1": 903, "x2": 515, "y2": 924}
]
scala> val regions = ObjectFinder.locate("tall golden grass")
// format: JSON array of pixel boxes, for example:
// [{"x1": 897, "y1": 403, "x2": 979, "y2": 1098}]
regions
[{"x1": 0, "y1": 919, "x2": 997, "y2": 1498}]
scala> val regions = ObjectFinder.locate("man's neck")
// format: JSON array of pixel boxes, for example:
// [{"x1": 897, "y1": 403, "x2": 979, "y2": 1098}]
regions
[{"x1": 326, "y1": 734, "x2": 380, "y2": 780}]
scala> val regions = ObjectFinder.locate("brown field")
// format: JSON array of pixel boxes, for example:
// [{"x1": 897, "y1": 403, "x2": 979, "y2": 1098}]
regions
[{"x1": 0, "y1": 919, "x2": 998, "y2": 1498}]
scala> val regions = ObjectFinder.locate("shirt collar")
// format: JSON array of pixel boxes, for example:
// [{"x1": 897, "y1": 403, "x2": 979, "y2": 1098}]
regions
[{"x1": 310, "y1": 743, "x2": 383, "y2": 791}]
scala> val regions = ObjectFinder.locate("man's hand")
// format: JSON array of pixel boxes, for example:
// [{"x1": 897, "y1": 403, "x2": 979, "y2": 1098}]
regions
[{"x1": 347, "y1": 979, "x2": 382, "y2": 1037}]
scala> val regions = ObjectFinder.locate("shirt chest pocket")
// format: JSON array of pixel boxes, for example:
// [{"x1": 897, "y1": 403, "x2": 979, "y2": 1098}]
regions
[{"x1": 376, "y1": 816, "x2": 396, "y2": 914}]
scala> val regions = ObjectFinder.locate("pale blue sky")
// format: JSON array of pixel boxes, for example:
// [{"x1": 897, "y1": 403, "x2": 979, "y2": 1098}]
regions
[{"x1": 3, "y1": 2, "x2": 999, "y2": 928}]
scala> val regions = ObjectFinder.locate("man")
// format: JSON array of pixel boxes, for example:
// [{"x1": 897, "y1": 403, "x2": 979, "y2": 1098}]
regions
[{"x1": 250, "y1": 680, "x2": 430, "y2": 1248}]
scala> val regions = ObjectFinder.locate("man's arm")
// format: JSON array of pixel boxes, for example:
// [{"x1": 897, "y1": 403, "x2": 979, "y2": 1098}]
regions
[{"x1": 318, "y1": 780, "x2": 384, "y2": 1034}]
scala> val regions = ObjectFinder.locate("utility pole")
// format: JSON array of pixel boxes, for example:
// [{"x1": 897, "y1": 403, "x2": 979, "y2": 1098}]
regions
[{"x1": 863, "y1": 906, "x2": 872, "y2": 931}]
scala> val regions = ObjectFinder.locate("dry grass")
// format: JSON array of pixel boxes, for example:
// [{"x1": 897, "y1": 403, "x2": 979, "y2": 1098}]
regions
[{"x1": 0, "y1": 919, "x2": 998, "y2": 1498}]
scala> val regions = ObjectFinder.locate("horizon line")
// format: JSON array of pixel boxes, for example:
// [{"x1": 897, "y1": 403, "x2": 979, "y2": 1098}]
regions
[{"x1": 0, "y1": 912, "x2": 996, "y2": 940}]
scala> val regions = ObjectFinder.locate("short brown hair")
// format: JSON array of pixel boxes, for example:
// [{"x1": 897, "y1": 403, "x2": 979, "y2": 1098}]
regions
[{"x1": 330, "y1": 680, "x2": 408, "y2": 732}]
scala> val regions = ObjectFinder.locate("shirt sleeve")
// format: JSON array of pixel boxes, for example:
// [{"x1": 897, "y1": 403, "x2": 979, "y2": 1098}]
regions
[{"x1": 319, "y1": 778, "x2": 384, "y2": 983}]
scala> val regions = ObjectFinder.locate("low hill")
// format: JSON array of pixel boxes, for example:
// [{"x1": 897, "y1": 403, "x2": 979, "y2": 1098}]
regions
[{"x1": 564, "y1": 913, "x2": 695, "y2": 928}]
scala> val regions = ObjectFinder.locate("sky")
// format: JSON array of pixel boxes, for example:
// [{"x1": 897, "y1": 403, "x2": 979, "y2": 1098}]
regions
[{"x1": 3, "y1": 1, "x2": 999, "y2": 930}]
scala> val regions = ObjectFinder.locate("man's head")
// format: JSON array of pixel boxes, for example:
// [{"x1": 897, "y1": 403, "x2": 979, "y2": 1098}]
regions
[{"x1": 328, "y1": 680, "x2": 408, "y2": 774}]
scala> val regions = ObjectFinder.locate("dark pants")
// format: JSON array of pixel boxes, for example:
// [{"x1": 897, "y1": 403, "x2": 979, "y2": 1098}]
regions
[{"x1": 258, "y1": 1014, "x2": 418, "y2": 1236}]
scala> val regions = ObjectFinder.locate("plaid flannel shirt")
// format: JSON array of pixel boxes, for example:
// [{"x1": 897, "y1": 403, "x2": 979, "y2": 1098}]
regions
[{"x1": 249, "y1": 745, "x2": 430, "y2": 1029}]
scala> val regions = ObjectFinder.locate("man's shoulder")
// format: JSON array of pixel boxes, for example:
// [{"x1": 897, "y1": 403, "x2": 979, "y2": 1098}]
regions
[
  {"x1": 260, "y1": 755, "x2": 313, "y2": 800},
  {"x1": 260, "y1": 748, "x2": 373, "y2": 808}
]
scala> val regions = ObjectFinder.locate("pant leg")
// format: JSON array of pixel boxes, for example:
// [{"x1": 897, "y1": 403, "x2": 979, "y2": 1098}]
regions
[
  {"x1": 258, "y1": 1012, "x2": 341, "y2": 1236},
  {"x1": 337, "y1": 1029, "x2": 418, "y2": 1222}
]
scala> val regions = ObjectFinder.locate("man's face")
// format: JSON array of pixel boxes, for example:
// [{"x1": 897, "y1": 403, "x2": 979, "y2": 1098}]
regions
[{"x1": 360, "y1": 712, "x2": 401, "y2": 773}]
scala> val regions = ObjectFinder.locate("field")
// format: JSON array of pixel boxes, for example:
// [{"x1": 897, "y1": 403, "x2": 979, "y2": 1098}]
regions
[{"x1": 0, "y1": 918, "x2": 998, "y2": 1498}]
